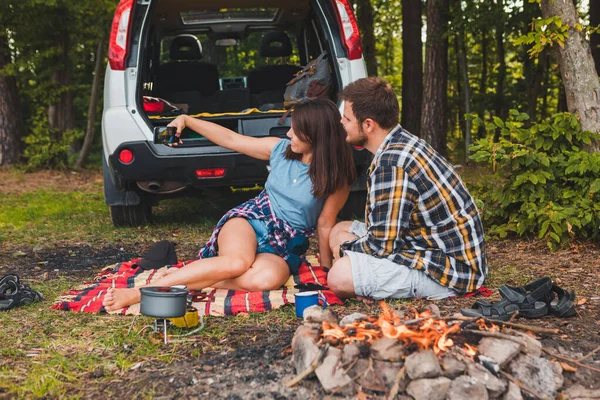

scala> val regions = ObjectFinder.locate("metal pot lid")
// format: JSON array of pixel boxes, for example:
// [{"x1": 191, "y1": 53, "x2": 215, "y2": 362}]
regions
[{"x1": 140, "y1": 286, "x2": 188, "y2": 297}]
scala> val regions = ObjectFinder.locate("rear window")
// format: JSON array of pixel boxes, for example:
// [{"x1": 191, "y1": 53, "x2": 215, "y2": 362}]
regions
[
  {"x1": 159, "y1": 32, "x2": 300, "y2": 78},
  {"x1": 180, "y1": 8, "x2": 279, "y2": 25}
]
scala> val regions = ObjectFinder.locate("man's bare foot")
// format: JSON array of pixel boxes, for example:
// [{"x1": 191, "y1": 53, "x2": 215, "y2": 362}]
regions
[
  {"x1": 357, "y1": 295, "x2": 376, "y2": 304},
  {"x1": 102, "y1": 287, "x2": 141, "y2": 311}
]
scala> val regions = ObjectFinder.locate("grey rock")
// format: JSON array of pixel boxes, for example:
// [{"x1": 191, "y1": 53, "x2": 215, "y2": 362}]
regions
[
  {"x1": 467, "y1": 362, "x2": 507, "y2": 397},
  {"x1": 477, "y1": 337, "x2": 522, "y2": 367},
  {"x1": 421, "y1": 303, "x2": 441, "y2": 318},
  {"x1": 440, "y1": 355, "x2": 466, "y2": 379},
  {"x1": 341, "y1": 343, "x2": 361, "y2": 364},
  {"x1": 406, "y1": 377, "x2": 451, "y2": 400},
  {"x1": 370, "y1": 337, "x2": 405, "y2": 361},
  {"x1": 291, "y1": 326, "x2": 320, "y2": 375},
  {"x1": 563, "y1": 384, "x2": 600, "y2": 400},
  {"x1": 447, "y1": 375, "x2": 489, "y2": 400},
  {"x1": 302, "y1": 305, "x2": 338, "y2": 324},
  {"x1": 339, "y1": 312, "x2": 368, "y2": 327},
  {"x1": 315, "y1": 346, "x2": 353, "y2": 392},
  {"x1": 351, "y1": 359, "x2": 403, "y2": 392},
  {"x1": 502, "y1": 381, "x2": 523, "y2": 400},
  {"x1": 509, "y1": 331, "x2": 543, "y2": 357},
  {"x1": 405, "y1": 349, "x2": 442, "y2": 380},
  {"x1": 509, "y1": 354, "x2": 564, "y2": 399}
]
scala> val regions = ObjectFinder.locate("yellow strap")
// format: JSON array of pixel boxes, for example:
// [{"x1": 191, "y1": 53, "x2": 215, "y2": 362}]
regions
[{"x1": 148, "y1": 108, "x2": 287, "y2": 120}]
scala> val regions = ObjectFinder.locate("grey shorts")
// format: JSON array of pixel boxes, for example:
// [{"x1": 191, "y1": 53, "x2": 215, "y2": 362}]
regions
[{"x1": 345, "y1": 221, "x2": 457, "y2": 300}]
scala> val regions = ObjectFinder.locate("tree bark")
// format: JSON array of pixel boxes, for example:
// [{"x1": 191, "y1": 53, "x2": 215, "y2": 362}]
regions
[
  {"x1": 591, "y1": 0, "x2": 600, "y2": 74},
  {"x1": 76, "y1": 36, "x2": 105, "y2": 169},
  {"x1": 48, "y1": 12, "x2": 75, "y2": 152},
  {"x1": 421, "y1": 0, "x2": 449, "y2": 156},
  {"x1": 456, "y1": 23, "x2": 472, "y2": 161},
  {"x1": 356, "y1": 0, "x2": 377, "y2": 77},
  {"x1": 477, "y1": 28, "x2": 488, "y2": 139},
  {"x1": 0, "y1": 30, "x2": 23, "y2": 165},
  {"x1": 541, "y1": 0, "x2": 600, "y2": 150},
  {"x1": 525, "y1": 50, "x2": 549, "y2": 121},
  {"x1": 493, "y1": 0, "x2": 506, "y2": 142},
  {"x1": 401, "y1": 0, "x2": 423, "y2": 136}
]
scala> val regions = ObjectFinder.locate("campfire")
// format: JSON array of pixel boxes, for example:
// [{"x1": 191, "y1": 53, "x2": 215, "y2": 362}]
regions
[{"x1": 288, "y1": 301, "x2": 572, "y2": 400}]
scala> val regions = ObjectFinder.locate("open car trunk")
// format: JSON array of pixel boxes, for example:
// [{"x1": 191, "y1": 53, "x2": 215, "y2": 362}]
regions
[{"x1": 135, "y1": 0, "x2": 342, "y2": 145}]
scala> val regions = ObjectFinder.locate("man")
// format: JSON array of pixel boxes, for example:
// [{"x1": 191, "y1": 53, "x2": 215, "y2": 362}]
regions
[{"x1": 328, "y1": 77, "x2": 487, "y2": 300}]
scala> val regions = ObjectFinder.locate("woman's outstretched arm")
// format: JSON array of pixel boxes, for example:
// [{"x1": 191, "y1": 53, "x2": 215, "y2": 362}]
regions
[
  {"x1": 317, "y1": 186, "x2": 351, "y2": 268},
  {"x1": 168, "y1": 114, "x2": 280, "y2": 160}
]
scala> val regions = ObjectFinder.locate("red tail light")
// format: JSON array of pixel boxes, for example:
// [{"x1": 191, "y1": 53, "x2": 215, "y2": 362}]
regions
[
  {"x1": 108, "y1": 0, "x2": 135, "y2": 71},
  {"x1": 119, "y1": 149, "x2": 134, "y2": 164},
  {"x1": 195, "y1": 168, "x2": 226, "y2": 178},
  {"x1": 332, "y1": 0, "x2": 363, "y2": 60}
]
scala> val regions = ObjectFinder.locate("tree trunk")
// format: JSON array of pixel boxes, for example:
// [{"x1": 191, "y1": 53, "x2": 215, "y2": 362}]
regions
[
  {"x1": 541, "y1": 0, "x2": 600, "y2": 150},
  {"x1": 76, "y1": 36, "x2": 106, "y2": 169},
  {"x1": 477, "y1": 28, "x2": 488, "y2": 139},
  {"x1": 49, "y1": 28, "x2": 75, "y2": 134},
  {"x1": 356, "y1": 0, "x2": 377, "y2": 76},
  {"x1": 591, "y1": 0, "x2": 600, "y2": 74},
  {"x1": 525, "y1": 50, "x2": 549, "y2": 121},
  {"x1": 401, "y1": 0, "x2": 423, "y2": 136},
  {"x1": 456, "y1": 23, "x2": 472, "y2": 161},
  {"x1": 421, "y1": 0, "x2": 449, "y2": 156},
  {"x1": 384, "y1": 25, "x2": 394, "y2": 76},
  {"x1": 0, "y1": 30, "x2": 23, "y2": 165},
  {"x1": 493, "y1": 0, "x2": 506, "y2": 142}
]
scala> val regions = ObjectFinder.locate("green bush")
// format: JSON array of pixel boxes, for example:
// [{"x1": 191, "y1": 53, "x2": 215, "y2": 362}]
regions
[
  {"x1": 23, "y1": 107, "x2": 84, "y2": 169},
  {"x1": 469, "y1": 110, "x2": 600, "y2": 250}
]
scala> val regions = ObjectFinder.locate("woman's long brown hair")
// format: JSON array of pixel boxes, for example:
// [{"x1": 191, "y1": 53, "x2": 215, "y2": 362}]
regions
[{"x1": 285, "y1": 98, "x2": 356, "y2": 198}]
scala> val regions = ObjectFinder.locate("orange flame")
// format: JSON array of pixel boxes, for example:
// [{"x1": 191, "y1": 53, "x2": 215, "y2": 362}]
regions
[{"x1": 320, "y1": 304, "x2": 500, "y2": 355}]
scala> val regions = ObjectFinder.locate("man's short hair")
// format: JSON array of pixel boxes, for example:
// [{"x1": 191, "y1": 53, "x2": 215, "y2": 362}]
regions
[{"x1": 339, "y1": 77, "x2": 399, "y2": 130}]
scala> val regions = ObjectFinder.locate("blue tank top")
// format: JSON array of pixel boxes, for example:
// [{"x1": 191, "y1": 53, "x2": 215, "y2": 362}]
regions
[{"x1": 265, "y1": 139, "x2": 325, "y2": 229}]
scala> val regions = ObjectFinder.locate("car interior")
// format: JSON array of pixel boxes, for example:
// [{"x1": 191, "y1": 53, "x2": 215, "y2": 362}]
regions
[{"x1": 140, "y1": 1, "x2": 335, "y2": 117}]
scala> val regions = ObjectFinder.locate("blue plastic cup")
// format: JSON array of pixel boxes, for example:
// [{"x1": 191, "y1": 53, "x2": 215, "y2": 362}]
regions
[{"x1": 294, "y1": 290, "x2": 327, "y2": 318}]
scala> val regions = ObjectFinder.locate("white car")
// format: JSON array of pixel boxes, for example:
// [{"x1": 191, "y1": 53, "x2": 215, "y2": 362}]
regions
[{"x1": 102, "y1": 0, "x2": 369, "y2": 226}]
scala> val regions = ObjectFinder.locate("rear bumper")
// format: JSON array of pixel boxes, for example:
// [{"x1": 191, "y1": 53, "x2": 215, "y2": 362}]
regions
[{"x1": 108, "y1": 141, "x2": 270, "y2": 190}]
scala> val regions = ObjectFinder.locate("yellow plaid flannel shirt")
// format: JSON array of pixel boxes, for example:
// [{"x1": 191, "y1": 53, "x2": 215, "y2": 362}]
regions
[{"x1": 341, "y1": 126, "x2": 488, "y2": 293}]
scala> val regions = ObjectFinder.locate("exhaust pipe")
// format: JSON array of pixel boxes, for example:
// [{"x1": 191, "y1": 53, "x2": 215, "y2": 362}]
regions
[{"x1": 147, "y1": 180, "x2": 161, "y2": 192}]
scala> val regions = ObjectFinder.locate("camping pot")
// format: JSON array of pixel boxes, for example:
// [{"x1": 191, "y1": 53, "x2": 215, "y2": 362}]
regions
[{"x1": 140, "y1": 286, "x2": 188, "y2": 318}]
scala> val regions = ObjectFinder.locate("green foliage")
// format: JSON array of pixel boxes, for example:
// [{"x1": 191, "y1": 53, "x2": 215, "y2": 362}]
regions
[
  {"x1": 23, "y1": 108, "x2": 84, "y2": 169},
  {"x1": 469, "y1": 110, "x2": 600, "y2": 250}
]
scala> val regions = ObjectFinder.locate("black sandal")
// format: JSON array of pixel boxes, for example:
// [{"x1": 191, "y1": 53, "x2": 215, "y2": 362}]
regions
[
  {"x1": 461, "y1": 281, "x2": 550, "y2": 320},
  {"x1": 0, "y1": 274, "x2": 20, "y2": 294},
  {"x1": 461, "y1": 298, "x2": 520, "y2": 321},
  {"x1": 548, "y1": 284, "x2": 576, "y2": 317},
  {"x1": 0, "y1": 275, "x2": 43, "y2": 311}
]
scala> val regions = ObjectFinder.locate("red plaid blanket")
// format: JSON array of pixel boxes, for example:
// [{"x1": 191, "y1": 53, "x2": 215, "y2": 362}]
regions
[{"x1": 51, "y1": 257, "x2": 342, "y2": 316}]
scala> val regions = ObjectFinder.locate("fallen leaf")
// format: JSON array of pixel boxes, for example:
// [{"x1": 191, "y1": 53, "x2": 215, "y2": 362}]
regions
[
  {"x1": 357, "y1": 391, "x2": 370, "y2": 400},
  {"x1": 559, "y1": 362, "x2": 577, "y2": 372},
  {"x1": 250, "y1": 335, "x2": 257, "y2": 342},
  {"x1": 560, "y1": 334, "x2": 569, "y2": 339},
  {"x1": 576, "y1": 298, "x2": 588, "y2": 305}
]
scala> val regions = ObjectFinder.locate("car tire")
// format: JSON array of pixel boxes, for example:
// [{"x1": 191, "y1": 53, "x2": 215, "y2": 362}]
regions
[
  {"x1": 110, "y1": 203, "x2": 152, "y2": 227},
  {"x1": 339, "y1": 190, "x2": 367, "y2": 220}
]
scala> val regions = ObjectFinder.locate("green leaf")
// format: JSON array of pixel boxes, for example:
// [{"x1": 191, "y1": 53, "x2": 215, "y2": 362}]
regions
[{"x1": 493, "y1": 116, "x2": 505, "y2": 128}]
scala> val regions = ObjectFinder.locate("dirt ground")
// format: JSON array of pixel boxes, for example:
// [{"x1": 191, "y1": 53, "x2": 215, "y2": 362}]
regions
[
  {"x1": 1, "y1": 239, "x2": 599, "y2": 399},
  {"x1": 1, "y1": 169, "x2": 599, "y2": 399}
]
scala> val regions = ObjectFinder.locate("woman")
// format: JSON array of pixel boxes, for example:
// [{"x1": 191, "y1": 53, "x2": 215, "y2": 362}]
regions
[{"x1": 103, "y1": 98, "x2": 356, "y2": 311}]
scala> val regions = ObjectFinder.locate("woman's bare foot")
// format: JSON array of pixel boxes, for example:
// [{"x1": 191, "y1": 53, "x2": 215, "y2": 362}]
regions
[{"x1": 102, "y1": 287, "x2": 141, "y2": 311}]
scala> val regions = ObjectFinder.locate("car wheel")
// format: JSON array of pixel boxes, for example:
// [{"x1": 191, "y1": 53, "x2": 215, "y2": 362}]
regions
[
  {"x1": 110, "y1": 203, "x2": 152, "y2": 227},
  {"x1": 339, "y1": 190, "x2": 367, "y2": 220}
]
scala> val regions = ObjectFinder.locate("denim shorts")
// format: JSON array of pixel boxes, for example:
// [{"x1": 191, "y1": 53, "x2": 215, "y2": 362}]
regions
[{"x1": 247, "y1": 219, "x2": 277, "y2": 255}]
